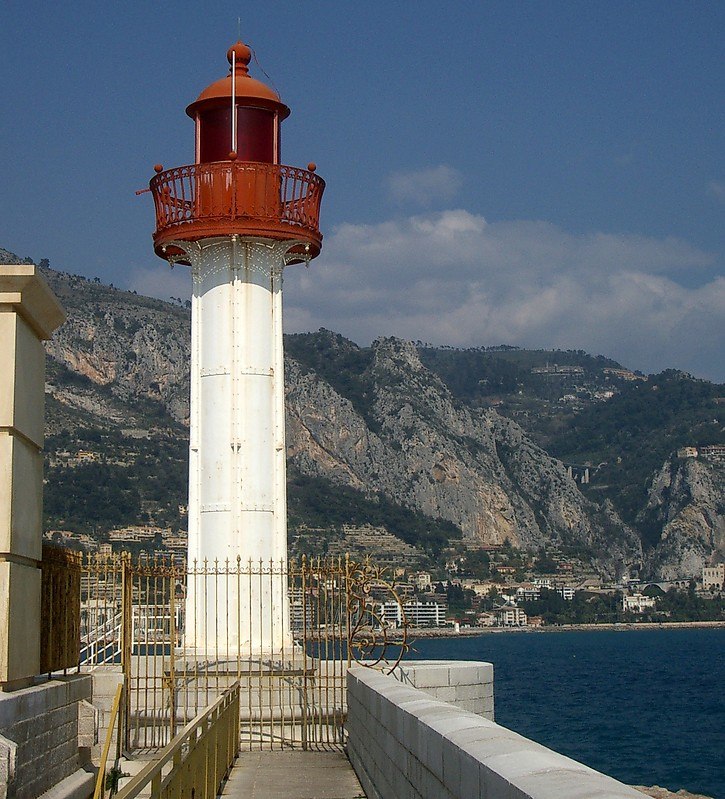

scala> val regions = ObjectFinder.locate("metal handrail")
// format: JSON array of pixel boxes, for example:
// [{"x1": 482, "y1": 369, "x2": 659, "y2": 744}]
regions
[
  {"x1": 80, "y1": 609, "x2": 123, "y2": 665},
  {"x1": 93, "y1": 682, "x2": 125, "y2": 799},
  {"x1": 114, "y1": 682, "x2": 240, "y2": 799},
  {"x1": 150, "y1": 161, "x2": 324, "y2": 245}
]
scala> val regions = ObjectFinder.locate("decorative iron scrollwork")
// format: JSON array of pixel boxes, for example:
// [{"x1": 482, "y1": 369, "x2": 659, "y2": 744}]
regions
[{"x1": 346, "y1": 557, "x2": 408, "y2": 673}]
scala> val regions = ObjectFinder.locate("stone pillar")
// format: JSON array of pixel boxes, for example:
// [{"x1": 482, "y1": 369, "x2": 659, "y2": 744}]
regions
[{"x1": 0, "y1": 265, "x2": 65, "y2": 690}]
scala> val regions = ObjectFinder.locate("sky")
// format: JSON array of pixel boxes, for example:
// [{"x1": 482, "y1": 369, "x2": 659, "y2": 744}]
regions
[{"x1": 1, "y1": 1, "x2": 723, "y2": 381}]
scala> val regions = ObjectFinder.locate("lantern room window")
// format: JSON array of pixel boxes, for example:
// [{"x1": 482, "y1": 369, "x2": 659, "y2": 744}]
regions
[{"x1": 198, "y1": 106, "x2": 276, "y2": 163}]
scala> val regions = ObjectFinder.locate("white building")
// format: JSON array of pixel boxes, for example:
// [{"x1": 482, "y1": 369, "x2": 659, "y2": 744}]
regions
[
  {"x1": 411, "y1": 572, "x2": 432, "y2": 591},
  {"x1": 404, "y1": 601, "x2": 446, "y2": 627},
  {"x1": 702, "y1": 564, "x2": 725, "y2": 591},
  {"x1": 515, "y1": 584, "x2": 541, "y2": 602},
  {"x1": 379, "y1": 601, "x2": 403, "y2": 628},
  {"x1": 677, "y1": 447, "x2": 698, "y2": 459},
  {"x1": 557, "y1": 585, "x2": 575, "y2": 601},
  {"x1": 524, "y1": 580, "x2": 574, "y2": 600},
  {"x1": 622, "y1": 593, "x2": 656, "y2": 613},
  {"x1": 495, "y1": 604, "x2": 527, "y2": 627}
]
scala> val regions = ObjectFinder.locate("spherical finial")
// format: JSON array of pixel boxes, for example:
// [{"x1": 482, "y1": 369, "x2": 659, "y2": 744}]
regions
[
  {"x1": 227, "y1": 41, "x2": 251, "y2": 74},
  {"x1": 154, "y1": 164, "x2": 164, "y2": 173},
  {"x1": 307, "y1": 162, "x2": 317, "y2": 173},
  {"x1": 229, "y1": 151, "x2": 238, "y2": 161}
]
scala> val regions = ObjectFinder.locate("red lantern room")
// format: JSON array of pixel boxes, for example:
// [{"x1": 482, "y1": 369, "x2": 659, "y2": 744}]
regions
[
  {"x1": 187, "y1": 42, "x2": 289, "y2": 165},
  {"x1": 149, "y1": 41, "x2": 324, "y2": 264}
]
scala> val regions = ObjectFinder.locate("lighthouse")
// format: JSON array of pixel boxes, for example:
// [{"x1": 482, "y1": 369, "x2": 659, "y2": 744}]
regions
[{"x1": 149, "y1": 41, "x2": 324, "y2": 656}]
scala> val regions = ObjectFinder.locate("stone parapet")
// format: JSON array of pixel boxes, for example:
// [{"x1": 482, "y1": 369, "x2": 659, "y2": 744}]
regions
[
  {"x1": 392, "y1": 660, "x2": 494, "y2": 720},
  {"x1": 83, "y1": 666, "x2": 122, "y2": 763},
  {"x1": 0, "y1": 675, "x2": 93, "y2": 799},
  {"x1": 347, "y1": 664, "x2": 645, "y2": 799}
]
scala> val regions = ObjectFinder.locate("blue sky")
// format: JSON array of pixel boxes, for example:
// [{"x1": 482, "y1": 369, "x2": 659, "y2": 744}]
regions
[{"x1": 1, "y1": 1, "x2": 723, "y2": 380}]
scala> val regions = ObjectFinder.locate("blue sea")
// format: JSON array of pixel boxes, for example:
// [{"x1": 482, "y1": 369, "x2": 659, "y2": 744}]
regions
[{"x1": 411, "y1": 628, "x2": 724, "y2": 799}]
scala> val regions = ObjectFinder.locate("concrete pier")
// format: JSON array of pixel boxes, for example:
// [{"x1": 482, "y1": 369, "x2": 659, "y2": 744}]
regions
[
  {"x1": 221, "y1": 751, "x2": 364, "y2": 798},
  {"x1": 347, "y1": 665, "x2": 648, "y2": 799}
]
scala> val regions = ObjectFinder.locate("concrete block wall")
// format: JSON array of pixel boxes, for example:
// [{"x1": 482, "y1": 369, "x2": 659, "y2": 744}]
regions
[
  {"x1": 392, "y1": 661, "x2": 494, "y2": 719},
  {"x1": 347, "y1": 665, "x2": 645, "y2": 799},
  {"x1": 0, "y1": 675, "x2": 93, "y2": 799}
]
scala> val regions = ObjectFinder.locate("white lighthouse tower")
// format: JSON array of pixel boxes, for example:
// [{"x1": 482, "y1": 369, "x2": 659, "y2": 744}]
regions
[{"x1": 149, "y1": 41, "x2": 324, "y2": 656}]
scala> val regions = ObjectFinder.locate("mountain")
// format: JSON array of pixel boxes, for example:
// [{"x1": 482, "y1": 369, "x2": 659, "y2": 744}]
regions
[
  {"x1": 549, "y1": 370, "x2": 725, "y2": 533},
  {"x1": 639, "y1": 452, "x2": 725, "y2": 580},
  {"x1": 286, "y1": 330, "x2": 724, "y2": 579},
  {"x1": 2, "y1": 252, "x2": 721, "y2": 579},
  {"x1": 285, "y1": 332, "x2": 641, "y2": 576}
]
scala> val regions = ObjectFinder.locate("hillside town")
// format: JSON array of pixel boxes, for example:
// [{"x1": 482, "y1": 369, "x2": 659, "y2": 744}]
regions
[{"x1": 46, "y1": 522, "x2": 724, "y2": 630}]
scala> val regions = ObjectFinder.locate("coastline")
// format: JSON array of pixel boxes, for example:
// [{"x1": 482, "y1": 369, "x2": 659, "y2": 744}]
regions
[{"x1": 395, "y1": 619, "x2": 725, "y2": 640}]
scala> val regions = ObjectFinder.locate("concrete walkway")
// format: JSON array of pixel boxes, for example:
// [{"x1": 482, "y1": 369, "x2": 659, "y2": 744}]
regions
[{"x1": 221, "y1": 751, "x2": 366, "y2": 799}]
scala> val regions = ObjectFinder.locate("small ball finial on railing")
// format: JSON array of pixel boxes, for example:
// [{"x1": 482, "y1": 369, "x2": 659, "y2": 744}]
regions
[
  {"x1": 307, "y1": 162, "x2": 317, "y2": 173},
  {"x1": 154, "y1": 164, "x2": 164, "y2": 173},
  {"x1": 229, "y1": 151, "x2": 238, "y2": 161}
]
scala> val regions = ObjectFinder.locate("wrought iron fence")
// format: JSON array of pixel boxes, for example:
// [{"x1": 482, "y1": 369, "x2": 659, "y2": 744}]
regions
[{"x1": 78, "y1": 552, "x2": 407, "y2": 752}]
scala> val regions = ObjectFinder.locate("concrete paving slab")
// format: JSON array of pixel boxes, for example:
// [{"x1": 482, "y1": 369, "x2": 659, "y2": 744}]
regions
[{"x1": 221, "y1": 750, "x2": 366, "y2": 799}]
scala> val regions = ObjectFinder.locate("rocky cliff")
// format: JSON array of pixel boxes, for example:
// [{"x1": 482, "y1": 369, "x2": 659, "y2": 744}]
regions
[
  {"x1": 287, "y1": 336, "x2": 641, "y2": 577},
  {"x1": 42, "y1": 268, "x2": 191, "y2": 428},
  {"x1": 641, "y1": 454, "x2": 725, "y2": 580}
]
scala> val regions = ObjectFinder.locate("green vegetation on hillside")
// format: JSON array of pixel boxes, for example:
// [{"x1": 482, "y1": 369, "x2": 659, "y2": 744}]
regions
[
  {"x1": 519, "y1": 585, "x2": 724, "y2": 624},
  {"x1": 45, "y1": 462, "x2": 142, "y2": 530},
  {"x1": 418, "y1": 345, "x2": 621, "y2": 404},
  {"x1": 287, "y1": 468, "x2": 462, "y2": 556},
  {"x1": 39, "y1": 260, "x2": 190, "y2": 318},
  {"x1": 44, "y1": 428, "x2": 188, "y2": 534},
  {"x1": 551, "y1": 371, "x2": 724, "y2": 537},
  {"x1": 285, "y1": 330, "x2": 378, "y2": 428},
  {"x1": 0, "y1": 247, "x2": 33, "y2": 265},
  {"x1": 417, "y1": 345, "x2": 632, "y2": 448}
]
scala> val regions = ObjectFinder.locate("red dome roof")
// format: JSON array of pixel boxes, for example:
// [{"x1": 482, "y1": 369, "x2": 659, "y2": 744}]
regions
[{"x1": 186, "y1": 41, "x2": 290, "y2": 120}]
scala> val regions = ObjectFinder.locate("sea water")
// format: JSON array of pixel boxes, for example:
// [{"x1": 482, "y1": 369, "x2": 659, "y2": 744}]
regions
[{"x1": 411, "y1": 627, "x2": 724, "y2": 798}]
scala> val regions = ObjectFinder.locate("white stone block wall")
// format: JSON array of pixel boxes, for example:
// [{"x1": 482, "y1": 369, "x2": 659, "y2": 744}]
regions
[
  {"x1": 84, "y1": 666, "x2": 122, "y2": 761},
  {"x1": 392, "y1": 660, "x2": 494, "y2": 720},
  {"x1": 347, "y1": 665, "x2": 645, "y2": 799},
  {"x1": 0, "y1": 675, "x2": 92, "y2": 799}
]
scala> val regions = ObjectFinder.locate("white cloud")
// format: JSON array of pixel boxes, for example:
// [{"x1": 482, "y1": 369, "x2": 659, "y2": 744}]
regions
[
  {"x1": 386, "y1": 165, "x2": 463, "y2": 207},
  {"x1": 123, "y1": 210, "x2": 723, "y2": 382},
  {"x1": 284, "y1": 210, "x2": 724, "y2": 381}
]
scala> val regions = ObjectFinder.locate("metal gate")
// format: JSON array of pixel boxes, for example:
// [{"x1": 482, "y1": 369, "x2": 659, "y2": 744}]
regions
[{"x1": 79, "y1": 552, "x2": 407, "y2": 751}]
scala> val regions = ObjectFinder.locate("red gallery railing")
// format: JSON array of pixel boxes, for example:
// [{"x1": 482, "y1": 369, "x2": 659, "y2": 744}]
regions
[{"x1": 150, "y1": 162, "x2": 325, "y2": 259}]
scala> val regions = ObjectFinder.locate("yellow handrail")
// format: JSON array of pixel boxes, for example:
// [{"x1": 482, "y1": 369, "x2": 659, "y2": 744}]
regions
[
  {"x1": 114, "y1": 682, "x2": 240, "y2": 799},
  {"x1": 93, "y1": 682, "x2": 124, "y2": 799}
]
